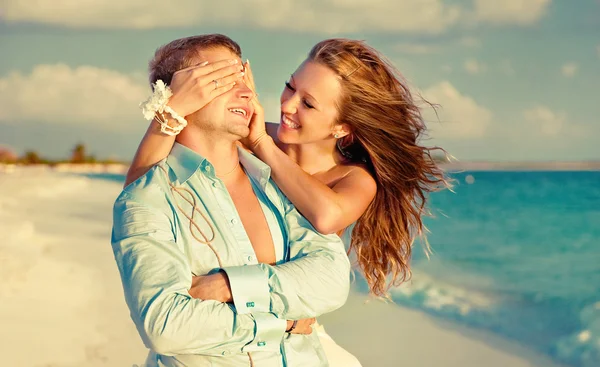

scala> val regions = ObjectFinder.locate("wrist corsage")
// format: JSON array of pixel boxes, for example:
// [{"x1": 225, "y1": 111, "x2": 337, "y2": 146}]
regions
[{"x1": 139, "y1": 80, "x2": 187, "y2": 136}]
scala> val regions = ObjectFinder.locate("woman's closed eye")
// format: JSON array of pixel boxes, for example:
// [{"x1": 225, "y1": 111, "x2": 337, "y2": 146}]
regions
[{"x1": 285, "y1": 81, "x2": 314, "y2": 109}]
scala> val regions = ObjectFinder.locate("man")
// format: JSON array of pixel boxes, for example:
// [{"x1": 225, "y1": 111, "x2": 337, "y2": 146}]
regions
[{"x1": 111, "y1": 34, "x2": 350, "y2": 367}]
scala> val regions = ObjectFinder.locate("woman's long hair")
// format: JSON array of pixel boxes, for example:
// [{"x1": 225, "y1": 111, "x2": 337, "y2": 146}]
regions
[{"x1": 309, "y1": 39, "x2": 451, "y2": 297}]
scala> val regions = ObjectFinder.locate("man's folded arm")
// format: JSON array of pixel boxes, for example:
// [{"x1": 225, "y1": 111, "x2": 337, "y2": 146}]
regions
[
  {"x1": 223, "y1": 196, "x2": 351, "y2": 321},
  {"x1": 111, "y1": 194, "x2": 286, "y2": 356}
]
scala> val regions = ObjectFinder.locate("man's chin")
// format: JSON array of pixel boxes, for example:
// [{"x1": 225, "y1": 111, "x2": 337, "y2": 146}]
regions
[{"x1": 227, "y1": 125, "x2": 250, "y2": 140}]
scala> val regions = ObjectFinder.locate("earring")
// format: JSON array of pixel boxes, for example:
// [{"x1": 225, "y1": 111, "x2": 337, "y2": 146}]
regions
[{"x1": 334, "y1": 133, "x2": 339, "y2": 138}]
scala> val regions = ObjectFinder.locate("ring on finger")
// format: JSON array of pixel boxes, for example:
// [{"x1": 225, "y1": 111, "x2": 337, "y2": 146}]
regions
[{"x1": 213, "y1": 79, "x2": 219, "y2": 90}]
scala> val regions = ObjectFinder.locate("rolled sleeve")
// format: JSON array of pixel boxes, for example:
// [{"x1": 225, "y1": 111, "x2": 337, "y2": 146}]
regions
[
  {"x1": 222, "y1": 265, "x2": 270, "y2": 314},
  {"x1": 242, "y1": 312, "x2": 287, "y2": 353}
]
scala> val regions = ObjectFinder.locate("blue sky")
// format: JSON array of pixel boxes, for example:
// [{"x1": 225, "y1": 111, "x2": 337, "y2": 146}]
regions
[{"x1": 0, "y1": 0, "x2": 598, "y2": 161}]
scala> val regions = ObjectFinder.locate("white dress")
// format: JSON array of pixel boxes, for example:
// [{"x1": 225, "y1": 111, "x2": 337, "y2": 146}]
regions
[
  {"x1": 316, "y1": 226, "x2": 362, "y2": 367},
  {"x1": 315, "y1": 323, "x2": 362, "y2": 367}
]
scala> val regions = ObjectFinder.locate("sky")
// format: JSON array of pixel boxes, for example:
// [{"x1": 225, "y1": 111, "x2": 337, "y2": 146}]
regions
[{"x1": 0, "y1": 0, "x2": 598, "y2": 162}]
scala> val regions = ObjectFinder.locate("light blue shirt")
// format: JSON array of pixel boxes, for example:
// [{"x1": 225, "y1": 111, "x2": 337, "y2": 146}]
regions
[{"x1": 111, "y1": 143, "x2": 350, "y2": 367}]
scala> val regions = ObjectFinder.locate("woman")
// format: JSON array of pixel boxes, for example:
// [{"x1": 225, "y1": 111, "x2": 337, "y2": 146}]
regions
[{"x1": 128, "y1": 38, "x2": 449, "y2": 365}]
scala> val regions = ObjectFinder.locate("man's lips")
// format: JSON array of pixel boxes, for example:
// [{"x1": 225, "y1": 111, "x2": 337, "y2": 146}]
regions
[{"x1": 227, "y1": 106, "x2": 250, "y2": 118}]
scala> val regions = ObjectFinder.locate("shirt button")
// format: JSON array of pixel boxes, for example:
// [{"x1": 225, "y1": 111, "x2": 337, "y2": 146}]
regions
[
  {"x1": 212, "y1": 181, "x2": 220, "y2": 188},
  {"x1": 204, "y1": 165, "x2": 212, "y2": 173},
  {"x1": 230, "y1": 218, "x2": 238, "y2": 225},
  {"x1": 221, "y1": 350, "x2": 230, "y2": 356},
  {"x1": 247, "y1": 255, "x2": 254, "y2": 262}
]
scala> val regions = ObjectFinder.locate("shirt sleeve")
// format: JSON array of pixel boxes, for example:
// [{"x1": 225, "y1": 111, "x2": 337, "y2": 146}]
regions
[
  {"x1": 111, "y1": 192, "x2": 285, "y2": 356},
  {"x1": 222, "y1": 194, "x2": 351, "y2": 321}
]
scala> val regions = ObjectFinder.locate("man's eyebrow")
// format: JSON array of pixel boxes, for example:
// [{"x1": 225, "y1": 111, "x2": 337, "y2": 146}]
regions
[{"x1": 290, "y1": 75, "x2": 320, "y2": 106}]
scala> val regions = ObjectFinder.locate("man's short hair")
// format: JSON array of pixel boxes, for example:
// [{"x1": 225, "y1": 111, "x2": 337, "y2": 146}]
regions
[{"x1": 148, "y1": 34, "x2": 242, "y2": 87}]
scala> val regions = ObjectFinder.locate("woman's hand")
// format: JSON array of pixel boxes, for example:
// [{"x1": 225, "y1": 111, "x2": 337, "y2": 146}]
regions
[
  {"x1": 286, "y1": 318, "x2": 317, "y2": 335},
  {"x1": 241, "y1": 60, "x2": 271, "y2": 150},
  {"x1": 167, "y1": 59, "x2": 245, "y2": 117}
]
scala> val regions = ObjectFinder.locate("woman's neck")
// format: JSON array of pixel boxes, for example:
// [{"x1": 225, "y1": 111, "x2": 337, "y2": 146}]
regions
[{"x1": 280, "y1": 139, "x2": 343, "y2": 175}]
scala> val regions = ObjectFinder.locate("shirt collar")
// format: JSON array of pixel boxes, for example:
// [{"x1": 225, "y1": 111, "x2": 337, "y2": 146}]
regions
[
  {"x1": 166, "y1": 142, "x2": 272, "y2": 188},
  {"x1": 238, "y1": 146, "x2": 272, "y2": 190},
  {"x1": 166, "y1": 142, "x2": 207, "y2": 184}
]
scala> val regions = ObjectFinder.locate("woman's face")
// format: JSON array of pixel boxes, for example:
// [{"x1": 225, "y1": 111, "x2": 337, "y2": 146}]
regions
[{"x1": 278, "y1": 60, "x2": 343, "y2": 145}]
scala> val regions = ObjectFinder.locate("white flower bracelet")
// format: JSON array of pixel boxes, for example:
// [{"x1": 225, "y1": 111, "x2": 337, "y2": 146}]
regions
[{"x1": 139, "y1": 80, "x2": 187, "y2": 136}]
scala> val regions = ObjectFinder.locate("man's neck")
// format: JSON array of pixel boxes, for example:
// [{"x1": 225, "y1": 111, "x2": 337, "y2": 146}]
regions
[{"x1": 176, "y1": 127, "x2": 240, "y2": 177}]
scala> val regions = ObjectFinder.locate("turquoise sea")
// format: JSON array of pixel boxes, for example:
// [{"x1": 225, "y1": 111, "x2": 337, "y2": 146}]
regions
[
  {"x1": 397, "y1": 171, "x2": 600, "y2": 367},
  {"x1": 90, "y1": 170, "x2": 600, "y2": 367}
]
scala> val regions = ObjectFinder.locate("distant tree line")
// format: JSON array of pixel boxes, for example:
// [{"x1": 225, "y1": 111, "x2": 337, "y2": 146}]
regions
[
  {"x1": 0, "y1": 143, "x2": 126, "y2": 165},
  {"x1": 0, "y1": 143, "x2": 451, "y2": 166}
]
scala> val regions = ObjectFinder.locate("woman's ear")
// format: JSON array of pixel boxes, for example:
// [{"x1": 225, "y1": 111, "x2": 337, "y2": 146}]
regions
[{"x1": 332, "y1": 123, "x2": 351, "y2": 139}]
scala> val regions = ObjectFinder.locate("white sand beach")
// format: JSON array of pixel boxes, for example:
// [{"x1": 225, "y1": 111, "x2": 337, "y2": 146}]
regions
[{"x1": 0, "y1": 168, "x2": 566, "y2": 367}]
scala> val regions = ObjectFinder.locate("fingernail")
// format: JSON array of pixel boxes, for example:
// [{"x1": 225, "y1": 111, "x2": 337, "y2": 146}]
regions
[
  {"x1": 246, "y1": 59, "x2": 250, "y2": 66},
  {"x1": 229, "y1": 59, "x2": 238, "y2": 64},
  {"x1": 200, "y1": 61, "x2": 209, "y2": 66}
]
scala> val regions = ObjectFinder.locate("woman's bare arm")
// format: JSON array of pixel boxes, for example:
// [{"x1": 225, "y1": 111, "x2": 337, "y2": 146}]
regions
[
  {"x1": 125, "y1": 120, "x2": 176, "y2": 187},
  {"x1": 253, "y1": 136, "x2": 377, "y2": 234}
]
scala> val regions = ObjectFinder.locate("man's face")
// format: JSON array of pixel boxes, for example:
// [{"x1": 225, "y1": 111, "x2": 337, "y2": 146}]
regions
[{"x1": 186, "y1": 47, "x2": 254, "y2": 140}]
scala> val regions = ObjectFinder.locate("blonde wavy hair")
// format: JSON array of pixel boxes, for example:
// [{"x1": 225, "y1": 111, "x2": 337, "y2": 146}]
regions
[{"x1": 309, "y1": 39, "x2": 451, "y2": 297}]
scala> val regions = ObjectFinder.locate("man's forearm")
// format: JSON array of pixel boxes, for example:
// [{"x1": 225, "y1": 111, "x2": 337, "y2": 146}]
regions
[
  {"x1": 188, "y1": 274, "x2": 315, "y2": 334},
  {"x1": 188, "y1": 272, "x2": 232, "y2": 303}
]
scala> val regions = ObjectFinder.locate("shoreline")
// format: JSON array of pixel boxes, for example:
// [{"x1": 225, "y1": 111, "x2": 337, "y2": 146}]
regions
[{"x1": 319, "y1": 290, "x2": 568, "y2": 367}]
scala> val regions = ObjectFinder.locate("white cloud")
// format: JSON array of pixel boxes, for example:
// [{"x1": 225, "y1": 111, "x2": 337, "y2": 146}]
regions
[
  {"x1": 3, "y1": 0, "x2": 549, "y2": 33},
  {"x1": 421, "y1": 81, "x2": 492, "y2": 139},
  {"x1": 561, "y1": 62, "x2": 578, "y2": 77},
  {"x1": 0, "y1": 64, "x2": 148, "y2": 130},
  {"x1": 464, "y1": 59, "x2": 487, "y2": 74},
  {"x1": 523, "y1": 106, "x2": 566, "y2": 136},
  {"x1": 472, "y1": 0, "x2": 551, "y2": 25},
  {"x1": 2, "y1": 0, "x2": 463, "y2": 34},
  {"x1": 521, "y1": 105, "x2": 589, "y2": 140}
]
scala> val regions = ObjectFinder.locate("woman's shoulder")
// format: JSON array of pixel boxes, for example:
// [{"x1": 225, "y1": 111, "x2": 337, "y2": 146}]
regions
[
  {"x1": 337, "y1": 161, "x2": 375, "y2": 183},
  {"x1": 326, "y1": 162, "x2": 377, "y2": 197}
]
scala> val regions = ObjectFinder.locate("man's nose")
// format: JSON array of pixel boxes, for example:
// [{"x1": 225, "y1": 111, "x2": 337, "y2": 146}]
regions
[{"x1": 235, "y1": 81, "x2": 254, "y2": 99}]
